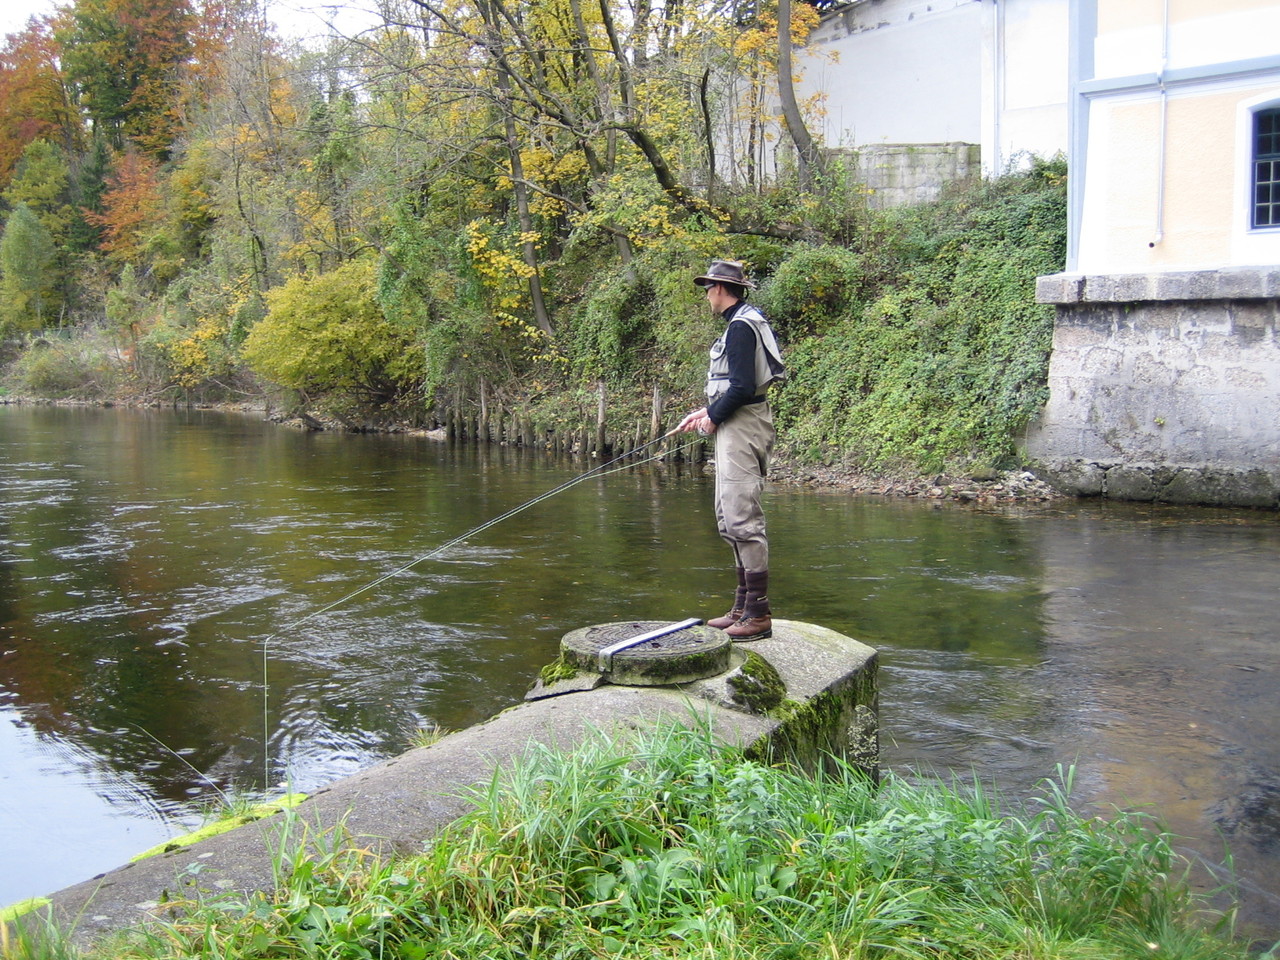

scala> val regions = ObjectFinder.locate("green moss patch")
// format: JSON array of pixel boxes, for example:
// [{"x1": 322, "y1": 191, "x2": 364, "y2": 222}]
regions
[
  {"x1": 727, "y1": 651, "x2": 786, "y2": 713},
  {"x1": 538, "y1": 655, "x2": 581, "y2": 686},
  {"x1": 130, "y1": 793, "x2": 308, "y2": 862},
  {"x1": 0, "y1": 896, "x2": 52, "y2": 922}
]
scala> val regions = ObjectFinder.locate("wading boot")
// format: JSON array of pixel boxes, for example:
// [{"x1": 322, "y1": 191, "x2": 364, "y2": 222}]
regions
[
  {"x1": 707, "y1": 568, "x2": 747, "y2": 629},
  {"x1": 725, "y1": 614, "x2": 771, "y2": 641},
  {"x1": 707, "y1": 607, "x2": 744, "y2": 629},
  {"x1": 725, "y1": 570, "x2": 772, "y2": 641}
]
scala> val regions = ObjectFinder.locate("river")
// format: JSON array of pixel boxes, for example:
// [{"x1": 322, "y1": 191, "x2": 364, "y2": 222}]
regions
[{"x1": 1, "y1": 405, "x2": 1277, "y2": 940}]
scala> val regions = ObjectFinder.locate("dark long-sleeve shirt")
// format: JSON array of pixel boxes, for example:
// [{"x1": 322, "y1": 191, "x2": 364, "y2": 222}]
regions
[{"x1": 706, "y1": 302, "x2": 761, "y2": 426}]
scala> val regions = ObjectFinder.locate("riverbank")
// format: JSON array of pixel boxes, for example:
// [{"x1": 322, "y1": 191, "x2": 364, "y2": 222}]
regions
[
  {"x1": 0, "y1": 394, "x2": 1063, "y2": 505},
  {"x1": 769, "y1": 456, "x2": 1063, "y2": 503}
]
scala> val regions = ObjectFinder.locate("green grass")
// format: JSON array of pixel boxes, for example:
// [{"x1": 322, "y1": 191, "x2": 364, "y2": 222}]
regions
[{"x1": 2, "y1": 723, "x2": 1254, "y2": 960}]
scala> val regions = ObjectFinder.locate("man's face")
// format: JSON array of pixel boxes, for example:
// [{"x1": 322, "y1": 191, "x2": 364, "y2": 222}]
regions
[{"x1": 704, "y1": 282, "x2": 735, "y2": 314}]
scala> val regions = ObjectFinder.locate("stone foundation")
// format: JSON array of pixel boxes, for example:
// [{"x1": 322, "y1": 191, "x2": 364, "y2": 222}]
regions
[{"x1": 1026, "y1": 268, "x2": 1280, "y2": 508}]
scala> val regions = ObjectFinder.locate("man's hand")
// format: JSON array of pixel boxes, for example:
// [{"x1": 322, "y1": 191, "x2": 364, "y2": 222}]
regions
[{"x1": 677, "y1": 407, "x2": 716, "y2": 435}]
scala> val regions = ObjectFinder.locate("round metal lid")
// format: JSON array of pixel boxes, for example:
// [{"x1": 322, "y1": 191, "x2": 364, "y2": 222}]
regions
[{"x1": 560, "y1": 619, "x2": 732, "y2": 686}]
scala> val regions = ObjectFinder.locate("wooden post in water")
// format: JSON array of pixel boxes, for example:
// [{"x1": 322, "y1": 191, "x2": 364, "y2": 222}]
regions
[
  {"x1": 595, "y1": 381, "x2": 608, "y2": 459},
  {"x1": 650, "y1": 385, "x2": 664, "y2": 444}
]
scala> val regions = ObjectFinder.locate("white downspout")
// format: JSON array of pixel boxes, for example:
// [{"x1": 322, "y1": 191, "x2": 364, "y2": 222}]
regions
[
  {"x1": 992, "y1": 0, "x2": 1003, "y2": 174},
  {"x1": 1152, "y1": 0, "x2": 1170, "y2": 247}
]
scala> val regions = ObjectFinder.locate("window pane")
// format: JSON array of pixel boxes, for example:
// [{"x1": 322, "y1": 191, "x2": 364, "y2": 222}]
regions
[{"x1": 1254, "y1": 109, "x2": 1280, "y2": 229}]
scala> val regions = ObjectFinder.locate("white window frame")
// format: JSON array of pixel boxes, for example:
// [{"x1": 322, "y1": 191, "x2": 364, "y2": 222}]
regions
[
  {"x1": 1252, "y1": 104, "x2": 1280, "y2": 229},
  {"x1": 1234, "y1": 90, "x2": 1280, "y2": 266}
]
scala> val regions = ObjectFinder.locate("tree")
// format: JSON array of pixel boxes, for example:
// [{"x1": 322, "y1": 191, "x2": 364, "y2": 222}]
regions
[
  {"x1": 3, "y1": 140, "x2": 74, "y2": 318},
  {"x1": 776, "y1": 0, "x2": 825, "y2": 187},
  {"x1": 84, "y1": 149, "x2": 165, "y2": 265},
  {"x1": 58, "y1": 0, "x2": 196, "y2": 158},
  {"x1": 0, "y1": 20, "x2": 78, "y2": 188},
  {"x1": 3, "y1": 139, "x2": 74, "y2": 243},
  {"x1": 66, "y1": 134, "x2": 112, "y2": 253},
  {"x1": 295, "y1": 83, "x2": 365, "y2": 271},
  {"x1": 1, "y1": 203, "x2": 58, "y2": 333},
  {"x1": 192, "y1": 16, "x2": 308, "y2": 294}
]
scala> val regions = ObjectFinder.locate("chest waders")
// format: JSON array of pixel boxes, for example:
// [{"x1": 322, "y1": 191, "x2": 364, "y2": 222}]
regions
[{"x1": 703, "y1": 307, "x2": 783, "y2": 641}]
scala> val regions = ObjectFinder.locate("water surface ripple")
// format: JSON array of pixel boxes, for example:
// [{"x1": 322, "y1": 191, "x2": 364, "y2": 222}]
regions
[{"x1": 0, "y1": 406, "x2": 1277, "y2": 941}]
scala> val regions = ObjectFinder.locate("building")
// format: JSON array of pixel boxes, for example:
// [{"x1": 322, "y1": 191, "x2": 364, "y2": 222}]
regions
[
  {"x1": 1028, "y1": 0, "x2": 1280, "y2": 507},
  {"x1": 794, "y1": 0, "x2": 1069, "y2": 204}
]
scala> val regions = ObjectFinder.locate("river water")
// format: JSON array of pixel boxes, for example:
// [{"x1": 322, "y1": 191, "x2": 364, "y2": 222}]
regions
[{"x1": 1, "y1": 406, "x2": 1278, "y2": 940}]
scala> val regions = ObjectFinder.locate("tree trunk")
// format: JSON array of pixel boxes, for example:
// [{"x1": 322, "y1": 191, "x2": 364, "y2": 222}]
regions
[
  {"x1": 776, "y1": 0, "x2": 824, "y2": 188},
  {"x1": 595, "y1": 380, "x2": 608, "y2": 458}
]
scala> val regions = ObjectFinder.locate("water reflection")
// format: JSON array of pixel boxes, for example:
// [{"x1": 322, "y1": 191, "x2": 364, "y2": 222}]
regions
[{"x1": 0, "y1": 406, "x2": 1277, "y2": 940}]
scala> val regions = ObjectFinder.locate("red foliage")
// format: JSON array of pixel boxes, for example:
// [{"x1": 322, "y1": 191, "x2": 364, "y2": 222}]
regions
[
  {"x1": 83, "y1": 149, "x2": 163, "y2": 260},
  {"x1": 0, "y1": 19, "x2": 77, "y2": 187}
]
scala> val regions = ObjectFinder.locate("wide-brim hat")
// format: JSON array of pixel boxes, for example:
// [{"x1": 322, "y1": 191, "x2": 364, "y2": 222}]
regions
[{"x1": 694, "y1": 259, "x2": 757, "y2": 290}]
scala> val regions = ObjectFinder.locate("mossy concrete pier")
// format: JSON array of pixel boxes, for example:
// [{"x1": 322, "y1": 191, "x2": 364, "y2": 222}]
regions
[{"x1": 26, "y1": 620, "x2": 877, "y2": 947}]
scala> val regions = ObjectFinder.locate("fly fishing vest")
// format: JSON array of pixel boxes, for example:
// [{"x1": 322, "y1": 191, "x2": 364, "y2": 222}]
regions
[{"x1": 705, "y1": 304, "x2": 786, "y2": 400}]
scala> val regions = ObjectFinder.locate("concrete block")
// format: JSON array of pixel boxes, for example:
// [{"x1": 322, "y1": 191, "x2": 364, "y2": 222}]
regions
[
  {"x1": 1186, "y1": 271, "x2": 1220, "y2": 300},
  {"x1": 1112, "y1": 273, "x2": 1153, "y2": 302},
  {"x1": 1104, "y1": 464, "x2": 1161, "y2": 501},
  {"x1": 1161, "y1": 467, "x2": 1280, "y2": 509},
  {"x1": 1036, "y1": 273, "x2": 1083, "y2": 304},
  {"x1": 1216, "y1": 268, "x2": 1264, "y2": 300},
  {"x1": 1152, "y1": 272, "x2": 1192, "y2": 301},
  {"x1": 1031, "y1": 459, "x2": 1106, "y2": 496},
  {"x1": 1082, "y1": 275, "x2": 1114, "y2": 301}
]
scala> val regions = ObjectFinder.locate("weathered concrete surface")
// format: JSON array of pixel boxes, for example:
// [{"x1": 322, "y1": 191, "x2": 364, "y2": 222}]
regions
[
  {"x1": 830, "y1": 142, "x2": 982, "y2": 210},
  {"x1": 28, "y1": 621, "x2": 876, "y2": 948},
  {"x1": 1026, "y1": 271, "x2": 1280, "y2": 508}
]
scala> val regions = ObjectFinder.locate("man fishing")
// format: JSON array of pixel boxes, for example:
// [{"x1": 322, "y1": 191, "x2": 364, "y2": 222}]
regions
[{"x1": 676, "y1": 259, "x2": 785, "y2": 641}]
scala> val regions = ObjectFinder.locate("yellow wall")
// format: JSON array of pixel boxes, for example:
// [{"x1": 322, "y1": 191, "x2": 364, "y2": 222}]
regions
[
  {"x1": 1079, "y1": 82, "x2": 1280, "y2": 272},
  {"x1": 1078, "y1": 0, "x2": 1280, "y2": 273},
  {"x1": 1099, "y1": 0, "x2": 1278, "y2": 36}
]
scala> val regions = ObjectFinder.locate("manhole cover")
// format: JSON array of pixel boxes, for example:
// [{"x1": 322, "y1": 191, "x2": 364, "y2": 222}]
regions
[{"x1": 560, "y1": 619, "x2": 731, "y2": 686}]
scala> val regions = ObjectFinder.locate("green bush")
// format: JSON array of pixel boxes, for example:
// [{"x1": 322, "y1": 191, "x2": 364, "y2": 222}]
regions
[
  {"x1": 756, "y1": 243, "x2": 867, "y2": 339},
  {"x1": 2, "y1": 334, "x2": 123, "y2": 399},
  {"x1": 242, "y1": 259, "x2": 426, "y2": 409},
  {"x1": 563, "y1": 268, "x2": 656, "y2": 383}
]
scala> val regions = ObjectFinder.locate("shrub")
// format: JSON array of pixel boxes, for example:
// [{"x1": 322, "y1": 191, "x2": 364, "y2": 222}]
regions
[
  {"x1": 242, "y1": 259, "x2": 426, "y2": 409},
  {"x1": 756, "y1": 244, "x2": 868, "y2": 339},
  {"x1": 2, "y1": 333, "x2": 123, "y2": 399}
]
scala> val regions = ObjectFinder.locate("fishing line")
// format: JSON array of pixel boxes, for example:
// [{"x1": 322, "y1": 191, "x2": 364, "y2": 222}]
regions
[
  {"x1": 258, "y1": 428, "x2": 702, "y2": 788},
  {"x1": 130, "y1": 722, "x2": 234, "y2": 809}
]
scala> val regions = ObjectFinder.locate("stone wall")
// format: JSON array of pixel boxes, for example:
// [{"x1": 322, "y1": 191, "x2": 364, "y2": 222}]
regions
[
  {"x1": 830, "y1": 142, "x2": 981, "y2": 209},
  {"x1": 1025, "y1": 267, "x2": 1280, "y2": 508}
]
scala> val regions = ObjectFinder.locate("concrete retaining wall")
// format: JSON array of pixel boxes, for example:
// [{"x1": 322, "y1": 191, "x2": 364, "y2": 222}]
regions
[
  {"x1": 830, "y1": 142, "x2": 981, "y2": 209},
  {"x1": 1026, "y1": 267, "x2": 1280, "y2": 508}
]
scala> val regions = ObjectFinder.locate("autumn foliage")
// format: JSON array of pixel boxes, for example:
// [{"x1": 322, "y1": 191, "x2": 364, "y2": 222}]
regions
[{"x1": 0, "y1": 0, "x2": 842, "y2": 415}]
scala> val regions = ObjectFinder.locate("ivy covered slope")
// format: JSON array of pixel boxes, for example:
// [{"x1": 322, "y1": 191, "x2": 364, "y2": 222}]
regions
[{"x1": 763, "y1": 160, "x2": 1068, "y2": 476}]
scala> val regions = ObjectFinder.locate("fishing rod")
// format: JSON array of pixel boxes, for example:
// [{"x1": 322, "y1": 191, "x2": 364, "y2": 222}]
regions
[{"x1": 258, "y1": 426, "x2": 701, "y2": 785}]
